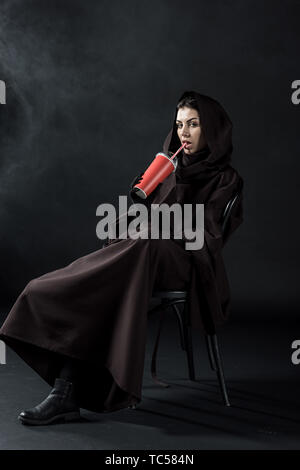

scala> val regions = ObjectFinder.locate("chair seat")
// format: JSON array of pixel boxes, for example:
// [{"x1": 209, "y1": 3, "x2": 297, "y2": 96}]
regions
[{"x1": 152, "y1": 290, "x2": 187, "y2": 299}]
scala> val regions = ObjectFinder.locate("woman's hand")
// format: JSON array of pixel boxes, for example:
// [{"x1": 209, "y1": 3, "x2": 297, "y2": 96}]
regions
[{"x1": 130, "y1": 171, "x2": 144, "y2": 190}]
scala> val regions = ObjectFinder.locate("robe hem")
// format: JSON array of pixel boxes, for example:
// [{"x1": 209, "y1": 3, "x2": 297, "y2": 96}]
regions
[{"x1": 0, "y1": 330, "x2": 141, "y2": 414}]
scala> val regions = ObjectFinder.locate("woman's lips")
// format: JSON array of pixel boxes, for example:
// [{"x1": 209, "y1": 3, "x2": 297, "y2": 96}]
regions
[{"x1": 184, "y1": 142, "x2": 192, "y2": 148}]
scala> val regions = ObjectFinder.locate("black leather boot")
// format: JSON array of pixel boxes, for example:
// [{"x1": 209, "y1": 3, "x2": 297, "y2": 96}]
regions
[{"x1": 18, "y1": 378, "x2": 81, "y2": 426}]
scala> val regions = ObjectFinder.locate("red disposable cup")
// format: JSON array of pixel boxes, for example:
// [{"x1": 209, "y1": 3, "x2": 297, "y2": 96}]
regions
[{"x1": 133, "y1": 152, "x2": 177, "y2": 199}]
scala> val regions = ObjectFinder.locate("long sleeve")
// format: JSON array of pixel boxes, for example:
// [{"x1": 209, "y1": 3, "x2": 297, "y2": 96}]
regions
[{"x1": 103, "y1": 174, "x2": 162, "y2": 246}]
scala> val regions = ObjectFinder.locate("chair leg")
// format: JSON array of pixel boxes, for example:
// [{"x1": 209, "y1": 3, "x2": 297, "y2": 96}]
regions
[
  {"x1": 184, "y1": 325, "x2": 196, "y2": 381},
  {"x1": 209, "y1": 334, "x2": 230, "y2": 407},
  {"x1": 150, "y1": 303, "x2": 171, "y2": 388},
  {"x1": 172, "y1": 303, "x2": 195, "y2": 381},
  {"x1": 205, "y1": 334, "x2": 217, "y2": 371},
  {"x1": 172, "y1": 303, "x2": 186, "y2": 351}
]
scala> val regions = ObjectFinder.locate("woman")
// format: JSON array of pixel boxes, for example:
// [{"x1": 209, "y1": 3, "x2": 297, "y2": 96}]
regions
[{"x1": 0, "y1": 90, "x2": 243, "y2": 425}]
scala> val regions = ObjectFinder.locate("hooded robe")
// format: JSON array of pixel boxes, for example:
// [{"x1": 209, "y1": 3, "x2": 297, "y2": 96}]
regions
[
  {"x1": 161, "y1": 91, "x2": 244, "y2": 333},
  {"x1": 0, "y1": 91, "x2": 243, "y2": 413}
]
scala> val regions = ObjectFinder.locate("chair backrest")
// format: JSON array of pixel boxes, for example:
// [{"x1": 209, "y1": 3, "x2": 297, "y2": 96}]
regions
[{"x1": 221, "y1": 190, "x2": 241, "y2": 237}]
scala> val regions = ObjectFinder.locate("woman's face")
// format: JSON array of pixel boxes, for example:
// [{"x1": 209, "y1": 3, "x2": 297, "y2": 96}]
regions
[{"x1": 176, "y1": 106, "x2": 206, "y2": 154}]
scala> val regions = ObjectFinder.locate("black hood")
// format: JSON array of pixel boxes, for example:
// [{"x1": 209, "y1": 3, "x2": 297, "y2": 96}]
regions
[{"x1": 163, "y1": 90, "x2": 233, "y2": 180}]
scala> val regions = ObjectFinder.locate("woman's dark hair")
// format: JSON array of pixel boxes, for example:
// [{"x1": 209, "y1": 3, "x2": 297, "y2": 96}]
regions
[{"x1": 176, "y1": 93, "x2": 198, "y2": 111}]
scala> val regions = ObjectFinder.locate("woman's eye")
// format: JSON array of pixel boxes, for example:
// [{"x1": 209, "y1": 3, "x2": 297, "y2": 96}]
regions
[{"x1": 176, "y1": 122, "x2": 198, "y2": 128}]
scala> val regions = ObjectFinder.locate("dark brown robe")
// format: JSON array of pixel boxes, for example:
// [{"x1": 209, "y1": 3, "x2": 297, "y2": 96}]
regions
[{"x1": 0, "y1": 91, "x2": 243, "y2": 413}]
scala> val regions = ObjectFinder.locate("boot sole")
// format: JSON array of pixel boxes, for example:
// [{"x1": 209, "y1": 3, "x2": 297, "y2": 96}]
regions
[{"x1": 18, "y1": 410, "x2": 81, "y2": 426}]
